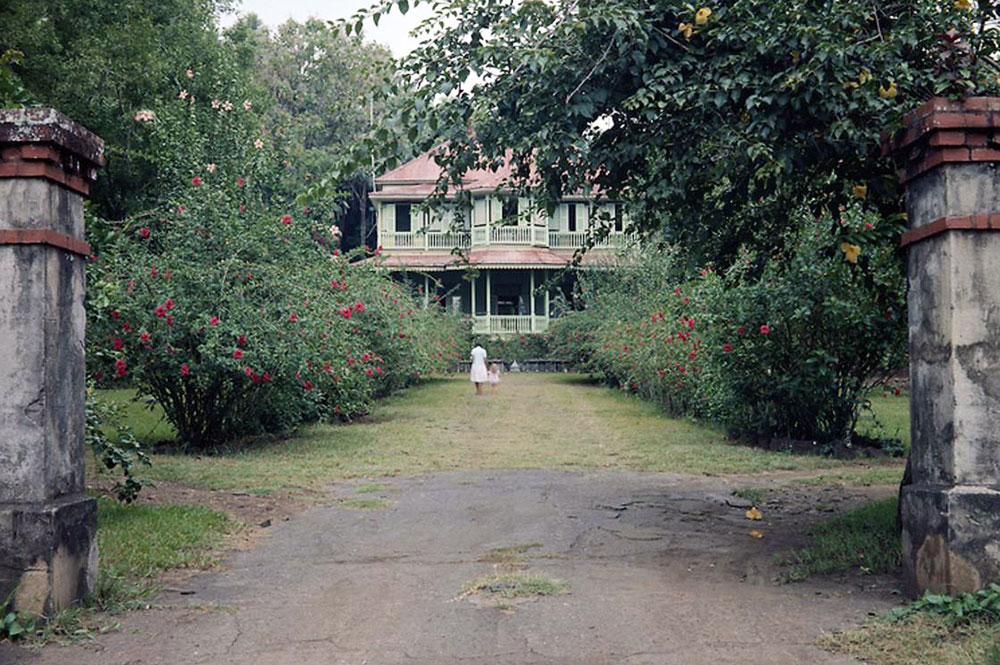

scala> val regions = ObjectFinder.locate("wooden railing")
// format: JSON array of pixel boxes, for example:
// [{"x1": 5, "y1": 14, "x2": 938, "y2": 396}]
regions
[
  {"x1": 472, "y1": 315, "x2": 550, "y2": 334},
  {"x1": 548, "y1": 231, "x2": 628, "y2": 249},
  {"x1": 379, "y1": 231, "x2": 470, "y2": 250}
]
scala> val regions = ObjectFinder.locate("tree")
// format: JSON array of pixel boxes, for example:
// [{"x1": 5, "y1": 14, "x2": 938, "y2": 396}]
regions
[{"x1": 345, "y1": 0, "x2": 1000, "y2": 267}]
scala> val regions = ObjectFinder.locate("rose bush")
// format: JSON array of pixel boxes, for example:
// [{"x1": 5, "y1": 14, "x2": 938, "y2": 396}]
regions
[
  {"x1": 548, "y1": 203, "x2": 906, "y2": 446},
  {"x1": 87, "y1": 69, "x2": 468, "y2": 450}
]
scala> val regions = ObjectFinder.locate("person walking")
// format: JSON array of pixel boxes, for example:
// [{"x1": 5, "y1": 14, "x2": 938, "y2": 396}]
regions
[{"x1": 470, "y1": 342, "x2": 488, "y2": 395}]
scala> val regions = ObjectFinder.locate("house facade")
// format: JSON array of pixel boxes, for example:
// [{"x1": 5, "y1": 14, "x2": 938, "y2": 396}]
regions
[{"x1": 369, "y1": 151, "x2": 629, "y2": 335}]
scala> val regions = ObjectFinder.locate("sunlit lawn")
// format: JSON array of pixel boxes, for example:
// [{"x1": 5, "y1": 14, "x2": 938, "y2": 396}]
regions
[{"x1": 97, "y1": 374, "x2": 905, "y2": 493}]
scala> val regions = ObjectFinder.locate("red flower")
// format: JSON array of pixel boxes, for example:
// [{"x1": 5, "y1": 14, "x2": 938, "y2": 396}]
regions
[
  {"x1": 122, "y1": 322, "x2": 132, "y2": 332},
  {"x1": 864, "y1": 222, "x2": 874, "y2": 230},
  {"x1": 362, "y1": 353, "x2": 371, "y2": 362},
  {"x1": 191, "y1": 176, "x2": 202, "y2": 186},
  {"x1": 177, "y1": 205, "x2": 187, "y2": 214},
  {"x1": 894, "y1": 388, "x2": 901, "y2": 396},
  {"x1": 376, "y1": 366, "x2": 382, "y2": 375},
  {"x1": 114, "y1": 359, "x2": 127, "y2": 371},
  {"x1": 682, "y1": 296, "x2": 691, "y2": 304},
  {"x1": 687, "y1": 319, "x2": 695, "y2": 328},
  {"x1": 238, "y1": 205, "x2": 246, "y2": 214},
  {"x1": 139, "y1": 227, "x2": 150, "y2": 239},
  {"x1": 262, "y1": 372, "x2": 271, "y2": 383},
  {"x1": 164, "y1": 298, "x2": 175, "y2": 310},
  {"x1": 236, "y1": 176, "x2": 245, "y2": 187},
  {"x1": 210, "y1": 316, "x2": 220, "y2": 326},
  {"x1": 281, "y1": 215, "x2": 292, "y2": 226},
  {"x1": 111, "y1": 310, "x2": 121, "y2": 319},
  {"x1": 366, "y1": 368, "x2": 374, "y2": 377},
  {"x1": 330, "y1": 279, "x2": 340, "y2": 290},
  {"x1": 760, "y1": 324, "x2": 771, "y2": 335},
  {"x1": 302, "y1": 380, "x2": 313, "y2": 390},
  {"x1": 155, "y1": 306, "x2": 166, "y2": 317},
  {"x1": 340, "y1": 308, "x2": 352, "y2": 319},
  {"x1": 113, "y1": 337, "x2": 123, "y2": 350},
  {"x1": 333, "y1": 249, "x2": 340, "y2": 257},
  {"x1": 150, "y1": 267, "x2": 158, "y2": 277},
  {"x1": 354, "y1": 302, "x2": 365, "y2": 312},
  {"x1": 181, "y1": 363, "x2": 190, "y2": 376},
  {"x1": 233, "y1": 348, "x2": 243, "y2": 359},
  {"x1": 166, "y1": 315, "x2": 173, "y2": 326},
  {"x1": 737, "y1": 326, "x2": 745, "y2": 335},
  {"x1": 140, "y1": 332, "x2": 151, "y2": 343},
  {"x1": 238, "y1": 334, "x2": 247, "y2": 346},
  {"x1": 251, "y1": 373, "x2": 261, "y2": 384},
  {"x1": 723, "y1": 343, "x2": 732, "y2": 353},
  {"x1": 288, "y1": 312, "x2": 299, "y2": 322},
  {"x1": 244, "y1": 366, "x2": 253, "y2": 376}
]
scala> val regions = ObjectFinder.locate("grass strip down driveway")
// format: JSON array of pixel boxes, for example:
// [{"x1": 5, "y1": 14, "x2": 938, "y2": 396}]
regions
[{"x1": 103, "y1": 373, "x2": 906, "y2": 493}]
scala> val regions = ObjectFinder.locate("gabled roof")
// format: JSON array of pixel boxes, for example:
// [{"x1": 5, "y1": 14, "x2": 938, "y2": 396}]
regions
[{"x1": 373, "y1": 148, "x2": 518, "y2": 199}]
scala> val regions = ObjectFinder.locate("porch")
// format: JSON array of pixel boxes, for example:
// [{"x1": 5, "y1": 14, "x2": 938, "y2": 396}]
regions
[{"x1": 472, "y1": 314, "x2": 551, "y2": 335}]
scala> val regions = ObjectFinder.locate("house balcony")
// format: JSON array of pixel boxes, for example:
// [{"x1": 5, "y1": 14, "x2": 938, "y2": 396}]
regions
[
  {"x1": 379, "y1": 228, "x2": 628, "y2": 251},
  {"x1": 472, "y1": 315, "x2": 551, "y2": 335}
]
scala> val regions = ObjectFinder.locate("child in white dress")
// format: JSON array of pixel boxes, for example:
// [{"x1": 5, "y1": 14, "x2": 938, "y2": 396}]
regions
[{"x1": 488, "y1": 362, "x2": 501, "y2": 392}]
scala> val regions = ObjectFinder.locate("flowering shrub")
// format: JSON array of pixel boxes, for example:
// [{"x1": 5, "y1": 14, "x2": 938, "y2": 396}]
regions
[
  {"x1": 548, "y1": 204, "x2": 906, "y2": 445},
  {"x1": 87, "y1": 69, "x2": 467, "y2": 449}
]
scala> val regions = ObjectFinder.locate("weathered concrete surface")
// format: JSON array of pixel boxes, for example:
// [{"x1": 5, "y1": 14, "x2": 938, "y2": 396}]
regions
[
  {"x1": 1, "y1": 471, "x2": 895, "y2": 665},
  {"x1": 902, "y1": 158, "x2": 1000, "y2": 596},
  {"x1": 0, "y1": 109, "x2": 101, "y2": 614}
]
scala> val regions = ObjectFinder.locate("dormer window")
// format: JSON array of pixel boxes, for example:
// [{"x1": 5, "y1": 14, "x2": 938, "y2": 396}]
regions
[{"x1": 395, "y1": 203, "x2": 412, "y2": 232}]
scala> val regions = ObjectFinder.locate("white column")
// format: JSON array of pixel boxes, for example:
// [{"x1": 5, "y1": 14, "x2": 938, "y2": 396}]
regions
[
  {"x1": 529, "y1": 270, "x2": 536, "y2": 332},
  {"x1": 544, "y1": 275, "x2": 550, "y2": 321},
  {"x1": 423, "y1": 274, "x2": 429, "y2": 309},
  {"x1": 486, "y1": 269, "x2": 492, "y2": 332},
  {"x1": 471, "y1": 274, "x2": 477, "y2": 317}
]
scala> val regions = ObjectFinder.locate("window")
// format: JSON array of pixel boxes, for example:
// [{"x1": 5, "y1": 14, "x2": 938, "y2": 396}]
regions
[
  {"x1": 395, "y1": 203, "x2": 411, "y2": 232},
  {"x1": 502, "y1": 196, "x2": 518, "y2": 222},
  {"x1": 567, "y1": 204, "x2": 577, "y2": 232},
  {"x1": 614, "y1": 204, "x2": 623, "y2": 233}
]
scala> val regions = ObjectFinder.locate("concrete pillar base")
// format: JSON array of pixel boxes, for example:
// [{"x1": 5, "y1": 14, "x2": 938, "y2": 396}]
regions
[
  {"x1": 901, "y1": 483, "x2": 1000, "y2": 597},
  {"x1": 0, "y1": 496, "x2": 98, "y2": 615}
]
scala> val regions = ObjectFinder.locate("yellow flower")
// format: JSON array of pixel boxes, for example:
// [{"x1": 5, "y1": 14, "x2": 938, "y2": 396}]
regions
[
  {"x1": 878, "y1": 81, "x2": 898, "y2": 99},
  {"x1": 955, "y1": 0, "x2": 972, "y2": 9},
  {"x1": 745, "y1": 507, "x2": 763, "y2": 520},
  {"x1": 695, "y1": 7, "x2": 712, "y2": 25},
  {"x1": 858, "y1": 70, "x2": 871, "y2": 85},
  {"x1": 679, "y1": 22, "x2": 693, "y2": 39},
  {"x1": 852, "y1": 184, "x2": 867, "y2": 199},
  {"x1": 841, "y1": 80, "x2": 859, "y2": 90},
  {"x1": 841, "y1": 242, "x2": 861, "y2": 264},
  {"x1": 749, "y1": 530, "x2": 764, "y2": 539}
]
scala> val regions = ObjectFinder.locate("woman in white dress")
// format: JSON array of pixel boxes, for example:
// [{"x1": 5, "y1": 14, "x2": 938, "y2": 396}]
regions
[{"x1": 469, "y1": 343, "x2": 488, "y2": 395}]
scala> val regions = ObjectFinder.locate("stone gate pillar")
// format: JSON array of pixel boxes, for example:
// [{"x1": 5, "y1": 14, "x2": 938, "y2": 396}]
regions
[
  {"x1": 0, "y1": 108, "x2": 103, "y2": 615},
  {"x1": 888, "y1": 97, "x2": 1000, "y2": 597}
]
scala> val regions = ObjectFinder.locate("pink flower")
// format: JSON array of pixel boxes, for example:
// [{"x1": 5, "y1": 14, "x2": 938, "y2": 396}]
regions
[
  {"x1": 206, "y1": 163, "x2": 217, "y2": 173},
  {"x1": 210, "y1": 316, "x2": 220, "y2": 326},
  {"x1": 185, "y1": 69, "x2": 194, "y2": 79},
  {"x1": 254, "y1": 138, "x2": 264, "y2": 150},
  {"x1": 262, "y1": 372, "x2": 271, "y2": 383},
  {"x1": 164, "y1": 298, "x2": 175, "y2": 310},
  {"x1": 366, "y1": 368, "x2": 374, "y2": 377},
  {"x1": 362, "y1": 353, "x2": 371, "y2": 362},
  {"x1": 122, "y1": 322, "x2": 132, "y2": 332},
  {"x1": 223, "y1": 100, "x2": 233, "y2": 112},
  {"x1": 211, "y1": 100, "x2": 220, "y2": 109},
  {"x1": 376, "y1": 366, "x2": 382, "y2": 375},
  {"x1": 191, "y1": 176, "x2": 202, "y2": 186},
  {"x1": 354, "y1": 302, "x2": 365, "y2": 313},
  {"x1": 245, "y1": 366, "x2": 253, "y2": 377},
  {"x1": 181, "y1": 363, "x2": 190, "y2": 376},
  {"x1": 113, "y1": 337, "x2": 123, "y2": 350},
  {"x1": 178, "y1": 89, "x2": 188, "y2": 100},
  {"x1": 288, "y1": 312, "x2": 299, "y2": 322},
  {"x1": 139, "y1": 227, "x2": 151, "y2": 239},
  {"x1": 330, "y1": 279, "x2": 340, "y2": 290},
  {"x1": 177, "y1": 205, "x2": 187, "y2": 214},
  {"x1": 243, "y1": 100, "x2": 252, "y2": 111},
  {"x1": 140, "y1": 332, "x2": 151, "y2": 343},
  {"x1": 760, "y1": 324, "x2": 771, "y2": 335},
  {"x1": 233, "y1": 348, "x2": 243, "y2": 359},
  {"x1": 340, "y1": 308, "x2": 353, "y2": 319},
  {"x1": 236, "y1": 176, "x2": 245, "y2": 187},
  {"x1": 281, "y1": 215, "x2": 292, "y2": 226},
  {"x1": 682, "y1": 296, "x2": 691, "y2": 304},
  {"x1": 133, "y1": 109, "x2": 155, "y2": 122},
  {"x1": 333, "y1": 249, "x2": 340, "y2": 257}
]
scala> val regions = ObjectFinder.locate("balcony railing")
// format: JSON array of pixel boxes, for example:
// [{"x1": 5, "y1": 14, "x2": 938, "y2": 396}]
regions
[
  {"x1": 379, "y1": 228, "x2": 628, "y2": 251},
  {"x1": 548, "y1": 231, "x2": 628, "y2": 249},
  {"x1": 379, "y1": 231, "x2": 470, "y2": 251},
  {"x1": 472, "y1": 315, "x2": 550, "y2": 334}
]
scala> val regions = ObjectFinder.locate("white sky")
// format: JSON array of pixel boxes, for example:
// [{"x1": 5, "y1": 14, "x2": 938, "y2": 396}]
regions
[{"x1": 220, "y1": 0, "x2": 434, "y2": 57}]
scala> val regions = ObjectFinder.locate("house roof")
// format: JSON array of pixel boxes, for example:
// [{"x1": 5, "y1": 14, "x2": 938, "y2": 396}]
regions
[{"x1": 372, "y1": 148, "x2": 519, "y2": 200}]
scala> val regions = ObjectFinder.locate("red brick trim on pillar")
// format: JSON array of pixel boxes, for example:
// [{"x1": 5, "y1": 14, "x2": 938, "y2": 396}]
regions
[
  {"x1": 882, "y1": 97, "x2": 1000, "y2": 184},
  {"x1": 0, "y1": 108, "x2": 104, "y2": 196},
  {"x1": 0, "y1": 229, "x2": 91, "y2": 257}
]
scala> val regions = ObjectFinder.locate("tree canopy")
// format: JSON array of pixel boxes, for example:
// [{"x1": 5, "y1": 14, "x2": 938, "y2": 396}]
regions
[{"x1": 348, "y1": 0, "x2": 1000, "y2": 266}]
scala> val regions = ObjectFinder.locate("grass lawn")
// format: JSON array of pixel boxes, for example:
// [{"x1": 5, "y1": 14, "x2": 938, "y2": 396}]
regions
[
  {"x1": 857, "y1": 389, "x2": 910, "y2": 447},
  {"x1": 97, "y1": 374, "x2": 905, "y2": 492},
  {"x1": 821, "y1": 614, "x2": 1000, "y2": 665}
]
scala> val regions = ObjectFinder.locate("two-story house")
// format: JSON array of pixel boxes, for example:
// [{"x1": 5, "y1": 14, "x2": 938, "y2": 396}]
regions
[{"x1": 369, "y1": 150, "x2": 629, "y2": 335}]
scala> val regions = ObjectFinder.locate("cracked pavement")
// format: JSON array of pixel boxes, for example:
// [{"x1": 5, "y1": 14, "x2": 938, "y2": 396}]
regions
[{"x1": 1, "y1": 470, "x2": 897, "y2": 665}]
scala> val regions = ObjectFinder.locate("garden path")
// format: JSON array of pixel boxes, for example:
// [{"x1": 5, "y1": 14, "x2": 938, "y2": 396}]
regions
[{"x1": 3, "y1": 375, "x2": 901, "y2": 665}]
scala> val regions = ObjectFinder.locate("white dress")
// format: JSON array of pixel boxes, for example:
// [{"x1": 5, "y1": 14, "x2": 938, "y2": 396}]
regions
[{"x1": 470, "y1": 346, "x2": 488, "y2": 383}]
